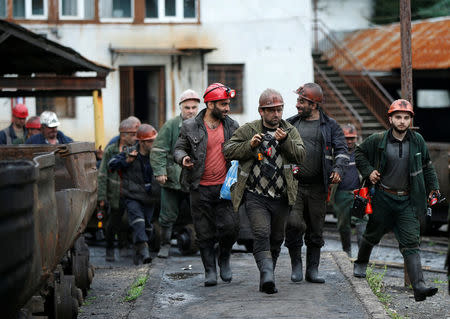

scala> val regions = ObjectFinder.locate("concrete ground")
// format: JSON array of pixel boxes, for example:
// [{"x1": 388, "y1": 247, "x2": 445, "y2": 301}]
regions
[{"x1": 80, "y1": 245, "x2": 389, "y2": 319}]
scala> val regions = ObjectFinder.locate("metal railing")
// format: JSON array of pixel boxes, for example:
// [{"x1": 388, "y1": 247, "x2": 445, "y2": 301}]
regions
[
  {"x1": 314, "y1": 61, "x2": 363, "y2": 134},
  {"x1": 313, "y1": 19, "x2": 393, "y2": 128}
]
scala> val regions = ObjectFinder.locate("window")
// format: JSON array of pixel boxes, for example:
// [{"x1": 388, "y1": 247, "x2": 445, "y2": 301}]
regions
[
  {"x1": 208, "y1": 64, "x2": 244, "y2": 114},
  {"x1": 36, "y1": 97, "x2": 76, "y2": 118},
  {"x1": 0, "y1": 0, "x2": 6, "y2": 18},
  {"x1": 100, "y1": 0, "x2": 133, "y2": 20},
  {"x1": 417, "y1": 89, "x2": 450, "y2": 109},
  {"x1": 13, "y1": 0, "x2": 48, "y2": 19},
  {"x1": 145, "y1": 0, "x2": 197, "y2": 21},
  {"x1": 59, "y1": 0, "x2": 95, "y2": 19}
]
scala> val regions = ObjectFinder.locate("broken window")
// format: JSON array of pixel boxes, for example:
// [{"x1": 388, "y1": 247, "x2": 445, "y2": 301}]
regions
[
  {"x1": 417, "y1": 89, "x2": 450, "y2": 109},
  {"x1": 208, "y1": 64, "x2": 245, "y2": 114},
  {"x1": 101, "y1": 0, "x2": 133, "y2": 19},
  {"x1": 60, "y1": 0, "x2": 94, "y2": 19},
  {"x1": 36, "y1": 97, "x2": 76, "y2": 119}
]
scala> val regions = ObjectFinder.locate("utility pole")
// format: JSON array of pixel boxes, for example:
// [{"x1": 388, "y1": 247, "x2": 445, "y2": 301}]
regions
[
  {"x1": 400, "y1": 0, "x2": 413, "y2": 287},
  {"x1": 313, "y1": 0, "x2": 318, "y2": 52}
]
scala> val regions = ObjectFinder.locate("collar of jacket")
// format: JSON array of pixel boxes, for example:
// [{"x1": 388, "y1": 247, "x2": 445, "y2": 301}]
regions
[
  {"x1": 378, "y1": 128, "x2": 415, "y2": 150},
  {"x1": 247, "y1": 118, "x2": 291, "y2": 134},
  {"x1": 194, "y1": 108, "x2": 234, "y2": 130},
  {"x1": 8, "y1": 123, "x2": 27, "y2": 139},
  {"x1": 286, "y1": 109, "x2": 330, "y2": 125}
]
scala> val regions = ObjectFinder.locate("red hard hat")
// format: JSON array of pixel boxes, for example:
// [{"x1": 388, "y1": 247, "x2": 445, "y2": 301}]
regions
[
  {"x1": 342, "y1": 124, "x2": 357, "y2": 138},
  {"x1": 25, "y1": 116, "x2": 41, "y2": 129},
  {"x1": 136, "y1": 124, "x2": 158, "y2": 141},
  {"x1": 203, "y1": 83, "x2": 236, "y2": 102},
  {"x1": 295, "y1": 83, "x2": 323, "y2": 104},
  {"x1": 388, "y1": 99, "x2": 414, "y2": 116},
  {"x1": 259, "y1": 89, "x2": 284, "y2": 108},
  {"x1": 12, "y1": 104, "x2": 29, "y2": 118}
]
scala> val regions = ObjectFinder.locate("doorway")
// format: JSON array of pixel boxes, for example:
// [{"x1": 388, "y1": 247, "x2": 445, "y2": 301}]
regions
[{"x1": 119, "y1": 66, "x2": 166, "y2": 129}]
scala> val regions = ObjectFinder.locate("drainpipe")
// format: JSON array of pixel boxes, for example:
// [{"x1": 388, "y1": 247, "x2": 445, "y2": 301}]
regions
[{"x1": 93, "y1": 90, "x2": 105, "y2": 150}]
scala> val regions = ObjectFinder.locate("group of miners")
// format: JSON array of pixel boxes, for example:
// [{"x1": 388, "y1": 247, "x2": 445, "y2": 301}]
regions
[
  {"x1": 0, "y1": 105, "x2": 73, "y2": 145},
  {"x1": 2, "y1": 81, "x2": 443, "y2": 301}
]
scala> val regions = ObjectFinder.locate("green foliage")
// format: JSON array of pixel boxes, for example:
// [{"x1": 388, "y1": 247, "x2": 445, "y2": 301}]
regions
[
  {"x1": 432, "y1": 278, "x2": 448, "y2": 284},
  {"x1": 124, "y1": 274, "x2": 149, "y2": 302},
  {"x1": 371, "y1": 0, "x2": 450, "y2": 24},
  {"x1": 82, "y1": 296, "x2": 97, "y2": 306},
  {"x1": 366, "y1": 264, "x2": 391, "y2": 304}
]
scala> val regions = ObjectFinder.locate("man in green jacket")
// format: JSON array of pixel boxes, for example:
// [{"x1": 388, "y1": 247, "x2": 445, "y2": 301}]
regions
[
  {"x1": 224, "y1": 89, "x2": 305, "y2": 294},
  {"x1": 150, "y1": 89, "x2": 200, "y2": 258},
  {"x1": 353, "y1": 99, "x2": 440, "y2": 302},
  {"x1": 98, "y1": 118, "x2": 139, "y2": 261}
]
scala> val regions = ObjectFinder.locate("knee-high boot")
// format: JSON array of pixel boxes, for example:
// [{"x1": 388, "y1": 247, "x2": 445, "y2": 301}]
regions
[
  {"x1": 254, "y1": 251, "x2": 277, "y2": 294},
  {"x1": 200, "y1": 246, "x2": 217, "y2": 287},
  {"x1": 305, "y1": 246, "x2": 325, "y2": 283},
  {"x1": 288, "y1": 247, "x2": 303, "y2": 282},
  {"x1": 405, "y1": 253, "x2": 438, "y2": 301}
]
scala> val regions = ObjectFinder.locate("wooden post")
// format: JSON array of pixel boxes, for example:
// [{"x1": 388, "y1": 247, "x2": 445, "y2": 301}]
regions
[
  {"x1": 93, "y1": 90, "x2": 105, "y2": 150},
  {"x1": 400, "y1": 0, "x2": 413, "y2": 287},
  {"x1": 313, "y1": 0, "x2": 319, "y2": 52}
]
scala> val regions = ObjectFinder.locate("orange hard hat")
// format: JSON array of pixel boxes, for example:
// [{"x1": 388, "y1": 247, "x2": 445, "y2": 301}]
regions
[
  {"x1": 342, "y1": 124, "x2": 357, "y2": 138},
  {"x1": 203, "y1": 83, "x2": 236, "y2": 102},
  {"x1": 388, "y1": 99, "x2": 414, "y2": 116},
  {"x1": 12, "y1": 104, "x2": 29, "y2": 118},
  {"x1": 295, "y1": 83, "x2": 323, "y2": 104},
  {"x1": 136, "y1": 124, "x2": 157, "y2": 141},
  {"x1": 25, "y1": 116, "x2": 41, "y2": 129},
  {"x1": 259, "y1": 89, "x2": 284, "y2": 108}
]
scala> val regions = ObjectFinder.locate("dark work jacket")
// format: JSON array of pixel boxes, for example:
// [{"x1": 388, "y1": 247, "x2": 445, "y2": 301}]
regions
[
  {"x1": 108, "y1": 144, "x2": 154, "y2": 205},
  {"x1": 0, "y1": 124, "x2": 28, "y2": 144},
  {"x1": 287, "y1": 110, "x2": 349, "y2": 193},
  {"x1": 173, "y1": 108, "x2": 239, "y2": 191},
  {"x1": 25, "y1": 131, "x2": 73, "y2": 144}
]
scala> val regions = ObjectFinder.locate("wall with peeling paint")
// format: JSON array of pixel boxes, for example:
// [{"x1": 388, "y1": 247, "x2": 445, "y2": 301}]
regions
[{"x1": 0, "y1": 0, "x2": 321, "y2": 143}]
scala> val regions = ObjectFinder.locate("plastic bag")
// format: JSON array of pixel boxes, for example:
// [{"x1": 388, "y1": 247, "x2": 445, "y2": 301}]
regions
[{"x1": 220, "y1": 160, "x2": 238, "y2": 200}]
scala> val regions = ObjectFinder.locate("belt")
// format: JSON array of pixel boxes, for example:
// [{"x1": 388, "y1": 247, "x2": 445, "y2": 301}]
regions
[{"x1": 378, "y1": 185, "x2": 409, "y2": 196}]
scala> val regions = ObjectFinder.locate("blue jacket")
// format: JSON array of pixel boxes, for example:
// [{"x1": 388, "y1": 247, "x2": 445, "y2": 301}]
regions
[
  {"x1": 287, "y1": 110, "x2": 349, "y2": 192},
  {"x1": 0, "y1": 124, "x2": 28, "y2": 144},
  {"x1": 25, "y1": 131, "x2": 73, "y2": 144}
]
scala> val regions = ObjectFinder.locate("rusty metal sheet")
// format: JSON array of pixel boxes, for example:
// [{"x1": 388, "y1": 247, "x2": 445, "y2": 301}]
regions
[{"x1": 331, "y1": 18, "x2": 450, "y2": 71}]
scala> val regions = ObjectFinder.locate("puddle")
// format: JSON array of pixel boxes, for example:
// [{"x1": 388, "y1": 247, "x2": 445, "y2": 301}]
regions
[{"x1": 166, "y1": 272, "x2": 201, "y2": 280}]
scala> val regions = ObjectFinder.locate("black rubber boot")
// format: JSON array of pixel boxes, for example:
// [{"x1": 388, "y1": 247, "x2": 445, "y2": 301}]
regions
[
  {"x1": 200, "y1": 247, "x2": 217, "y2": 287},
  {"x1": 255, "y1": 251, "x2": 277, "y2": 294},
  {"x1": 134, "y1": 242, "x2": 152, "y2": 265},
  {"x1": 405, "y1": 253, "x2": 438, "y2": 301},
  {"x1": 353, "y1": 238, "x2": 373, "y2": 278},
  {"x1": 305, "y1": 247, "x2": 325, "y2": 283},
  {"x1": 218, "y1": 245, "x2": 232, "y2": 283},
  {"x1": 158, "y1": 225, "x2": 172, "y2": 259},
  {"x1": 271, "y1": 249, "x2": 280, "y2": 271},
  {"x1": 105, "y1": 247, "x2": 115, "y2": 262},
  {"x1": 355, "y1": 223, "x2": 366, "y2": 248},
  {"x1": 288, "y1": 247, "x2": 303, "y2": 282},
  {"x1": 340, "y1": 231, "x2": 352, "y2": 258}
]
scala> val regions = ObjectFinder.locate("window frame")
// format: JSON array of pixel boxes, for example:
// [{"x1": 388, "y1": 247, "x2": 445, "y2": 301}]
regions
[
  {"x1": 144, "y1": 0, "x2": 197, "y2": 23},
  {"x1": 207, "y1": 64, "x2": 245, "y2": 114},
  {"x1": 59, "y1": 0, "x2": 84, "y2": 20},
  {"x1": 99, "y1": 0, "x2": 134, "y2": 22},
  {"x1": 22, "y1": 0, "x2": 48, "y2": 20}
]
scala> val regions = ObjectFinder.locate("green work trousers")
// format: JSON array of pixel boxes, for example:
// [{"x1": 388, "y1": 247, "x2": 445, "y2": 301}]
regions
[
  {"x1": 158, "y1": 187, "x2": 186, "y2": 228},
  {"x1": 363, "y1": 188, "x2": 420, "y2": 257}
]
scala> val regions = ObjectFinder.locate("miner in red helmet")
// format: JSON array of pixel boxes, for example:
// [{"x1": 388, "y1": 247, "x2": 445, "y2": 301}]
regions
[
  {"x1": 109, "y1": 124, "x2": 158, "y2": 265},
  {"x1": 174, "y1": 83, "x2": 239, "y2": 287},
  {"x1": 223, "y1": 88, "x2": 305, "y2": 294},
  {"x1": 354, "y1": 99, "x2": 440, "y2": 302},
  {"x1": 0, "y1": 103, "x2": 29, "y2": 144},
  {"x1": 285, "y1": 82, "x2": 348, "y2": 284}
]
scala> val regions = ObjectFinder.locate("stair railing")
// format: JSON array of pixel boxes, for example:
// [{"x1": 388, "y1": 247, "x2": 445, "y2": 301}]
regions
[
  {"x1": 313, "y1": 18, "x2": 393, "y2": 128},
  {"x1": 314, "y1": 61, "x2": 363, "y2": 133}
]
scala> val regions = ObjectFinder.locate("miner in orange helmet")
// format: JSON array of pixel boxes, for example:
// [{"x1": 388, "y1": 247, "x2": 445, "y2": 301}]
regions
[
  {"x1": 223, "y1": 88, "x2": 306, "y2": 294},
  {"x1": 0, "y1": 103, "x2": 29, "y2": 144},
  {"x1": 354, "y1": 99, "x2": 441, "y2": 302},
  {"x1": 332, "y1": 124, "x2": 367, "y2": 257},
  {"x1": 150, "y1": 89, "x2": 200, "y2": 258},
  {"x1": 174, "y1": 83, "x2": 239, "y2": 287},
  {"x1": 109, "y1": 124, "x2": 158, "y2": 266}
]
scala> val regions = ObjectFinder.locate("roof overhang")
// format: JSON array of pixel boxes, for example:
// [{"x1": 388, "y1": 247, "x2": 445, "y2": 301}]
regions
[{"x1": 0, "y1": 19, "x2": 113, "y2": 97}]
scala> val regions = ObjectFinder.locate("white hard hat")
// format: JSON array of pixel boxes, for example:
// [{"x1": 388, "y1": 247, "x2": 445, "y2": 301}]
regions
[
  {"x1": 40, "y1": 111, "x2": 60, "y2": 128},
  {"x1": 179, "y1": 89, "x2": 200, "y2": 105}
]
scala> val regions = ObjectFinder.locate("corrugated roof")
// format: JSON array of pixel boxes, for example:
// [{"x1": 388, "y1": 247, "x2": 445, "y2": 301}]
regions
[{"x1": 336, "y1": 17, "x2": 450, "y2": 71}]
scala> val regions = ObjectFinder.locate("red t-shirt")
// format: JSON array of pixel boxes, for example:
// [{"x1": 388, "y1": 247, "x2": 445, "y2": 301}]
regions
[{"x1": 199, "y1": 121, "x2": 227, "y2": 186}]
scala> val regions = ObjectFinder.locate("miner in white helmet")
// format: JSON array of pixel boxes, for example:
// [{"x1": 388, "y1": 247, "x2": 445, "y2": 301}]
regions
[{"x1": 26, "y1": 111, "x2": 73, "y2": 144}]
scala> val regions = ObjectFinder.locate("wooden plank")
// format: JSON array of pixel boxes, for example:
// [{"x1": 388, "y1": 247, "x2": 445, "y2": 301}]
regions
[{"x1": 0, "y1": 76, "x2": 106, "y2": 90}]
